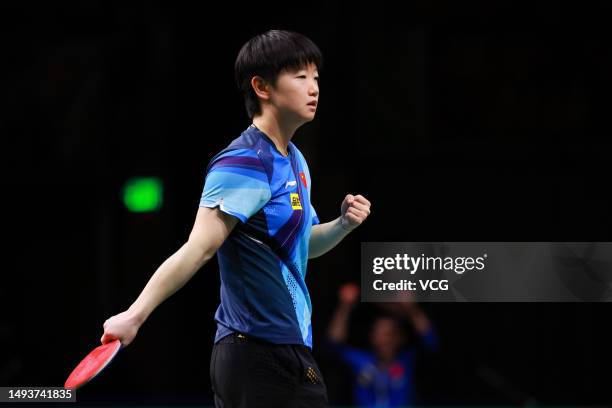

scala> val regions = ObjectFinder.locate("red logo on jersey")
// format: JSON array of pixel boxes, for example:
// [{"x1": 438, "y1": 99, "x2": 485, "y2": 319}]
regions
[
  {"x1": 389, "y1": 363, "x2": 405, "y2": 379},
  {"x1": 299, "y1": 172, "x2": 308, "y2": 188}
]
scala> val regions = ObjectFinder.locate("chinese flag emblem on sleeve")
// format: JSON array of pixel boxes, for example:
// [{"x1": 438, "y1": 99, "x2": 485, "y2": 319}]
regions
[{"x1": 299, "y1": 172, "x2": 308, "y2": 188}]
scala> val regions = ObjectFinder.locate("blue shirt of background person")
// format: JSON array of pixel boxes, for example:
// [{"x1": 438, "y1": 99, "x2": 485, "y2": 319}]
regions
[{"x1": 327, "y1": 283, "x2": 439, "y2": 407}]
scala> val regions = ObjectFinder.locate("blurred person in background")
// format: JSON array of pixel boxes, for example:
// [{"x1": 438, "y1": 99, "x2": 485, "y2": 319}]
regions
[{"x1": 327, "y1": 283, "x2": 438, "y2": 407}]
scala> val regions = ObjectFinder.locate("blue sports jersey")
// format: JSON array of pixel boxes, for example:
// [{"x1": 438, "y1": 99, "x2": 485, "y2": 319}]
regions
[{"x1": 200, "y1": 124, "x2": 319, "y2": 348}]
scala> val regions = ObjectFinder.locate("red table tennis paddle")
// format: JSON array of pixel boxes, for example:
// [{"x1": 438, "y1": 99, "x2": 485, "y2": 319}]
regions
[{"x1": 65, "y1": 339, "x2": 121, "y2": 389}]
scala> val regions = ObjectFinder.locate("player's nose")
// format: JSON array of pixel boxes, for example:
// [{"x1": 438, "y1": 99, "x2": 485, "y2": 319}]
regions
[{"x1": 308, "y1": 82, "x2": 319, "y2": 97}]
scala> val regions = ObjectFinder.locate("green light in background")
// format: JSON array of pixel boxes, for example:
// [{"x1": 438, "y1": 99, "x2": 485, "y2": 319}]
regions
[{"x1": 123, "y1": 177, "x2": 163, "y2": 213}]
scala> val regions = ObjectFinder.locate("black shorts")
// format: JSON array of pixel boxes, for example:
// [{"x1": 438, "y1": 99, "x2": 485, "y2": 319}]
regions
[{"x1": 210, "y1": 332, "x2": 329, "y2": 408}]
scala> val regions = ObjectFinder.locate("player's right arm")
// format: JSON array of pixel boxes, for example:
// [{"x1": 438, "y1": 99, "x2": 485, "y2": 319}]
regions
[{"x1": 100, "y1": 207, "x2": 237, "y2": 346}]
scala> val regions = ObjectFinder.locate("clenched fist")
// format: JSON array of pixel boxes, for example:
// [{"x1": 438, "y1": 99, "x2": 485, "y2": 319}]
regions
[{"x1": 340, "y1": 194, "x2": 371, "y2": 231}]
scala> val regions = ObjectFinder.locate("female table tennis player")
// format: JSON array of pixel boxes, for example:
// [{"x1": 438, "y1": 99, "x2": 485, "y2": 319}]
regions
[{"x1": 100, "y1": 30, "x2": 371, "y2": 407}]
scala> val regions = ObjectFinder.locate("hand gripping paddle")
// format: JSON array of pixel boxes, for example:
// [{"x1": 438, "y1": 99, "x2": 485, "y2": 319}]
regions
[{"x1": 65, "y1": 339, "x2": 121, "y2": 389}]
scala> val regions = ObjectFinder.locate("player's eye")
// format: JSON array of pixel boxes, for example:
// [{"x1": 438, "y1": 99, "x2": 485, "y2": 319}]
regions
[{"x1": 297, "y1": 75, "x2": 307, "y2": 79}]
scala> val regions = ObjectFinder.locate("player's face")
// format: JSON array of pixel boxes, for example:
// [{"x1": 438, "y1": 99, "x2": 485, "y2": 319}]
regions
[{"x1": 270, "y1": 62, "x2": 319, "y2": 125}]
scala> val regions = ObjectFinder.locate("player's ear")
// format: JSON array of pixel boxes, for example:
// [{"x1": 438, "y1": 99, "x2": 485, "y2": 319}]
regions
[{"x1": 251, "y1": 76, "x2": 271, "y2": 101}]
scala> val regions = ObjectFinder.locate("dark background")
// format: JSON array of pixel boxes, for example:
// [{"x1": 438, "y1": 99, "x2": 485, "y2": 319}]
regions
[{"x1": 2, "y1": 1, "x2": 612, "y2": 406}]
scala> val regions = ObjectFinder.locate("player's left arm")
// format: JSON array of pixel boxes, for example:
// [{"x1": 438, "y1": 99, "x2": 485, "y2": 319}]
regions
[{"x1": 309, "y1": 194, "x2": 371, "y2": 259}]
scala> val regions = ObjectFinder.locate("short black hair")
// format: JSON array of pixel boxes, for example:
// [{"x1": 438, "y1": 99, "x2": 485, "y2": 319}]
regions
[{"x1": 234, "y1": 30, "x2": 323, "y2": 118}]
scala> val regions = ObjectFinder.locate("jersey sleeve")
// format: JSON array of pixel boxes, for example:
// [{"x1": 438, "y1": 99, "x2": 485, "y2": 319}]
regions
[
  {"x1": 311, "y1": 204, "x2": 320, "y2": 225},
  {"x1": 200, "y1": 149, "x2": 271, "y2": 223}
]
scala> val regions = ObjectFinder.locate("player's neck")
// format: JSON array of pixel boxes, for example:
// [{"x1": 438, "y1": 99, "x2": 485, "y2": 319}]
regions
[
  {"x1": 376, "y1": 351, "x2": 396, "y2": 367},
  {"x1": 377, "y1": 356, "x2": 394, "y2": 368},
  {"x1": 252, "y1": 115, "x2": 298, "y2": 157}
]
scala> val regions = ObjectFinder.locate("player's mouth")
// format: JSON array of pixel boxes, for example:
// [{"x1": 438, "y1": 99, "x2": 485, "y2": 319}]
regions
[{"x1": 307, "y1": 100, "x2": 318, "y2": 108}]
